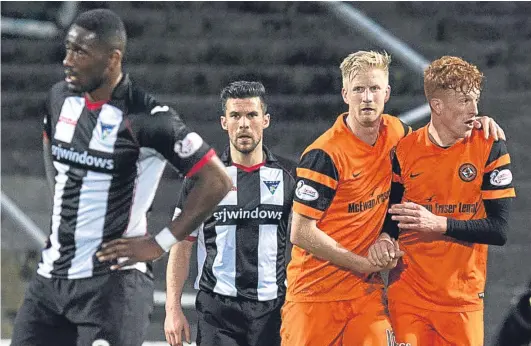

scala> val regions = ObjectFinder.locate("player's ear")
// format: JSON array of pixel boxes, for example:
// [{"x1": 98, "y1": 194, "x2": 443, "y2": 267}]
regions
[
  {"x1": 430, "y1": 98, "x2": 443, "y2": 115},
  {"x1": 220, "y1": 116, "x2": 228, "y2": 130},
  {"x1": 341, "y1": 87, "x2": 349, "y2": 105},
  {"x1": 263, "y1": 113, "x2": 270, "y2": 129},
  {"x1": 108, "y1": 49, "x2": 122, "y2": 69},
  {"x1": 384, "y1": 85, "x2": 391, "y2": 103}
]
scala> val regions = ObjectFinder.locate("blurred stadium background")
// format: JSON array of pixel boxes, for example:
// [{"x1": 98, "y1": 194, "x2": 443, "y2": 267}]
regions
[{"x1": 1, "y1": 1, "x2": 530, "y2": 344}]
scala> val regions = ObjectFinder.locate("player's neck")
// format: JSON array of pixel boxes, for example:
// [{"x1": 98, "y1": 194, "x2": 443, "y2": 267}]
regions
[
  {"x1": 428, "y1": 121, "x2": 459, "y2": 147},
  {"x1": 85, "y1": 72, "x2": 123, "y2": 102},
  {"x1": 346, "y1": 114, "x2": 380, "y2": 146},
  {"x1": 230, "y1": 145, "x2": 264, "y2": 167}
]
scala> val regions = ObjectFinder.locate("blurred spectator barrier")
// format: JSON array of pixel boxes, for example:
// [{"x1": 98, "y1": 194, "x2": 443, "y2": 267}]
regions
[
  {"x1": 1, "y1": 1, "x2": 79, "y2": 38},
  {"x1": 1, "y1": 191, "x2": 47, "y2": 248}
]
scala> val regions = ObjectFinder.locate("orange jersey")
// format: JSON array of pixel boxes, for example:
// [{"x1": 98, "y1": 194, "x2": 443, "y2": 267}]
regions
[
  {"x1": 389, "y1": 125, "x2": 516, "y2": 312},
  {"x1": 287, "y1": 113, "x2": 410, "y2": 302}
]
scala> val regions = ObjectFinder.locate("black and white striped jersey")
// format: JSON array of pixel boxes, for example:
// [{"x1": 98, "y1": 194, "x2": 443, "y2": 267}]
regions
[
  {"x1": 174, "y1": 146, "x2": 296, "y2": 301},
  {"x1": 39, "y1": 75, "x2": 215, "y2": 279}
]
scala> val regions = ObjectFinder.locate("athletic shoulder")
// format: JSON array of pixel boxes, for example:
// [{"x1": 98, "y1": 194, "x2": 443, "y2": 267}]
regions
[
  {"x1": 49, "y1": 81, "x2": 76, "y2": 100},
  {"x1": 462, "y1": 128, "x2": 501, "y2": 163},
  {"x1": 396, "y1": 125, "x2": 424, "y2": 152},
  {"x1": 303, "y1": 123, "x2": 345, "y2": 160},
  {"x1": 46, "y1": 81, "x2": 79, "y2": 117},
  {"x1": 469, "y1": 127, "x2": 495, "y2": 145},
  {"x1": 124, "y1": 81, "x2": 188, "y2": 142},
  {"x1": 50, "y1": 81, "x2": 70, "y2": 94},
  {"x1": 273, "y1": 154, "x2": 297, "y2": 182},
  {"x1": 126, "y1": 81, "x2": 181, "y2": 119},
  {"x1": 382, "y1": 114, "x2": 411, "y2": 139}
]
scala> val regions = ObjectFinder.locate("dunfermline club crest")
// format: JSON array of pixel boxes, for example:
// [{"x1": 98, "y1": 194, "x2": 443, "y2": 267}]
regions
[{"x1": 264, "y1": 180, "x2": 280, "y2": 195}]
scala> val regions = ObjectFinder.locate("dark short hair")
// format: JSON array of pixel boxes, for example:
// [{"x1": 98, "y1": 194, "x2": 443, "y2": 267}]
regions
[
  {"x1": 220, "y1": 81, "x2": 267, "y2": 113},
  {"x1": 72, "y1": 9, "x2": 127, "y2": 52}
]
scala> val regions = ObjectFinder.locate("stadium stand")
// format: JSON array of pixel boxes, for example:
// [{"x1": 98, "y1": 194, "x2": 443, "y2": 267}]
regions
[{"x1": 2, "y1": 1, "x2": 530, "y2": 344}]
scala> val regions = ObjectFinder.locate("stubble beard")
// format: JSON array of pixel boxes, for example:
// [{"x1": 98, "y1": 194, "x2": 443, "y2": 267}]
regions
[{"x1": 232, "y1": 136, "x2": 261, "y2": 155}]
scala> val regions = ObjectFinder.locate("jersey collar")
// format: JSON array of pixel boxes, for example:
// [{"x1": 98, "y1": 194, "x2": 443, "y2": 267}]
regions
[
  {"x1": 220, "y1": 145, "x2": 277, "y2": 166},
  {"x1": 81, "y1": 74, "x2": 130, "y2": 110}
]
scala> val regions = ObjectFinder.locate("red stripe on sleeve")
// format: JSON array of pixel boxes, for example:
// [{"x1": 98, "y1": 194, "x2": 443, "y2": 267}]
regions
[{"x1": 186, "y1": 149, "x2": 216, "y2": 178}]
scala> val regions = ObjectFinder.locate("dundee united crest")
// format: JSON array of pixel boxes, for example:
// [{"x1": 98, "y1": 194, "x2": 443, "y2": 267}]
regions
[{"x1": 459, "y1": 163, "x2": 477, "y2": 182}]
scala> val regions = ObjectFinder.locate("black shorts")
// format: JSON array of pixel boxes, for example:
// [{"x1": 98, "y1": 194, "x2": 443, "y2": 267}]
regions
[
  {"x1": 195, "y1": 290, "x2": 284, "y2": 346},
  {"x1": 11, "y1": 270, "x2": 154, "y2": 346}
]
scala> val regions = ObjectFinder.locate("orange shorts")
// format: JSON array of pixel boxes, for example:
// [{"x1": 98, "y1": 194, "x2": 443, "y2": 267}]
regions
[
  {"x1": 281, "y1": 289, "x2": 393, "y2": 346},
  {"x1": 388, "y1": 302, "x2": 484, "y2": 346}
]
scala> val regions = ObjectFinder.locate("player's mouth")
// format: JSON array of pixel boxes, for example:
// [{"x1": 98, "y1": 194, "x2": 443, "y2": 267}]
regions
[
  {"x1": 237, "y1": 134, "x2": 253, "y2": 141},
  {"x1": 65, "y1": 71, "x2": 78, "y2": 84},
  {"x1": 361, "y1": 107, "x2": 375, "y2": 113}
]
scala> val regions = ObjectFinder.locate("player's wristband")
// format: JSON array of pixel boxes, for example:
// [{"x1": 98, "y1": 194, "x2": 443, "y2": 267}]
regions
[{"x1": 154, "y1": 227, "x2": 178, "y2": 252}]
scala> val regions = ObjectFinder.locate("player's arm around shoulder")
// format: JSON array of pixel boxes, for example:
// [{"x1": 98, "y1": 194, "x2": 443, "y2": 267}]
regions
[
  {"x1": 473, "y1": 115, "x2": 506, "y2": 141},
  {"x1": 290, "y1": 212, "x2": 399, "y2": 274}
]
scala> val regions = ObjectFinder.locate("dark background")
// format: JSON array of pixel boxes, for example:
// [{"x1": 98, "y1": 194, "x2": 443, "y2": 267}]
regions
[{"x1": 2, "y1": 2, "x2": 530, "y2": 344}]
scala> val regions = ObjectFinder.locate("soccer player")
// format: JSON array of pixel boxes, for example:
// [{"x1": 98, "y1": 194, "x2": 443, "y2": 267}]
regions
[
  {"x1": 281, "y1": 50, "x2": 505, "y2": 346},
  {"x1": 279, "y1": 51, "x2": 409, "y2": 346},
  {"x1": 164, "y1": 81, "x2": 296, "y2": 346},
  {"x1": 372, "y1": 56, "x2": 516, "y2": 346},
  {"x1": 11, "y1": 9, "x2": 231, "y2": 346}
]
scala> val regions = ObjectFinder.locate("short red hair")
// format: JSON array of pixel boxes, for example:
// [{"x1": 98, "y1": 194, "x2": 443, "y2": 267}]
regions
[{"x1": 424, "y1": 56, "x2": 483, "y2": 100}]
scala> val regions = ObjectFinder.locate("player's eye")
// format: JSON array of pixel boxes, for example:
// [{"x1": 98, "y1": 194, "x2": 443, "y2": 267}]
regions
[{"x1": 65, "y1": 46, "x2": 86, "y2": 57}]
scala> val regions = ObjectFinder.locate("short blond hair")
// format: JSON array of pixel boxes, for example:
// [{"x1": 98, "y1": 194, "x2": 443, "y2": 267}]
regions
[
  {"x1": 340, "y1": 51, "x2": 391, "y2": 86},
  {"x1": 424, "y1": 56, "x2": 483, "y2": 100}
]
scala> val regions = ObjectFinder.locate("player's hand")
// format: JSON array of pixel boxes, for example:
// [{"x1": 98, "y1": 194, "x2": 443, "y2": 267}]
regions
[
  {"x1": 389, "y1": 202, "x2": 447, "y2": 233},
  {"x1": 368, "y1": 233, "x2": 401, "y2": 267},
  {"x1": 164, "y1": 305, "x2": 191, "y2": 346},
  {"x1": 96, "y1": 236, "x2": 165, "y2": 270},
  {"x1": 382, "y1": 239, "x2": 404, "y2": 270},
  {"x1": 474, "y1": 116, "x2": 506, "y2": 141}
]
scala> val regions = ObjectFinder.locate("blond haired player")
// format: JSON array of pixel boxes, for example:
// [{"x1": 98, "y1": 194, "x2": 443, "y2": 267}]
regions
[{"x1": 280, "y1": 51, "x2": 408, "y2": 345}]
